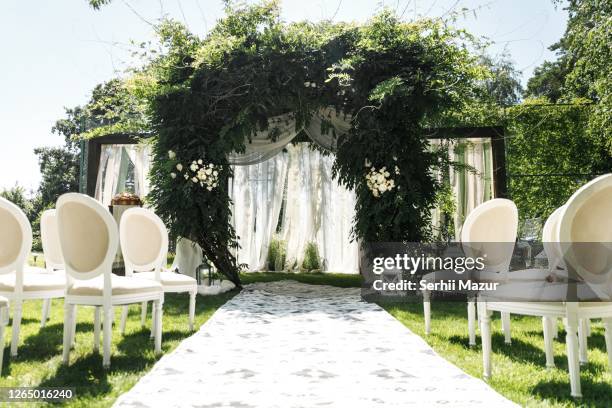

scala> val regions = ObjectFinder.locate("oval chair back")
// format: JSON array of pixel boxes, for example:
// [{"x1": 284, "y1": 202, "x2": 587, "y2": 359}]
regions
[
  {"x1": 461, "y1": 198, "x2": 518, "y2": 280},
  {"x1": 41, "y1": 209, "x2": 65, "y2": 272},
  {"x1": 56, "y1": 193, "x2": 118, "y2": 282},
  {"x1": 119, "y1": 207, "x2": 168, "y2": 279},
  {"x1": 542, "y1": 205, "x2": 566, "y2": 272},
  {"x1": 0, "y1": 197, "x2": 31, "y2": 279},
  {"x1": 558, "y1": 174, "x2": 612, "y2": 286}
]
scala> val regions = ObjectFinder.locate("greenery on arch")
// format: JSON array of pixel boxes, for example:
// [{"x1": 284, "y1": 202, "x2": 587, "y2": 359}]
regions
[{"x1": 119, "y1": 1, "x2": 487, "y2": 286}]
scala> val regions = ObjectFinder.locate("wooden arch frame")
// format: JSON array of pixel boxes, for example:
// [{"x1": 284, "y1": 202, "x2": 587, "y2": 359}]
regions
[{"x1": 79, "y1": 126, "x2": 507, "y2": 199}]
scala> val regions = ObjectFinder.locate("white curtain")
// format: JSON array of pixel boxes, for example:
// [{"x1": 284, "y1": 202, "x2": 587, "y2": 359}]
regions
[
  {"x1": 230, "y1": 153, "x2": 289, "y2": 270},
  {"x1": 94, "y1": 144, "x2": 153, "y2": 206},
  {"x1": 228, "y1": 108, "x2": 351, "y2": 165},
  {"x1": 280, "y1": 143, "x2": 358, "y2": 273},
  {"x1": 230, "y1": 143, "x2": 358, "y2": 273},
  {"x1": 428, "y1": 138, "x2": 494, "y2": 239},
  {"x1": 450, "y1": 138, "x2": 494, "y2": 234}
]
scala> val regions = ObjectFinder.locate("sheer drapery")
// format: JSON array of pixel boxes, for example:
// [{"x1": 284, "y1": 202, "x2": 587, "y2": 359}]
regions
[
  {"x1": 429, "y1": 138, "x2": 494, "y2": 239},
  {"x1": 450, "y1": 138, "x2": 494, "y2": 234},
  {"x1": 230, "y1": 153, "x2": 289, "y2": 270},
  {"x1": 280, "y1": 144, "x2": 358, "y2": 272},
  {"x1": 230, "y1": 143, "x2": 359, "y2": 273},
  {"x1": 94, "y1": 144, "x2": 153, "y2": 206},
  {"x1": 228, "y1": 109, "x2": 351, "y2": 165}
]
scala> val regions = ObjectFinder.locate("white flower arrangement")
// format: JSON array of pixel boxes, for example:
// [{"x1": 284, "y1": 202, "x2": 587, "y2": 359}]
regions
[
  {"x1": 365, "y1": 166, "x2": 396, "y2": 198},
  {"x1": 169, "y1": 151, "x2": 222, "y2": 191}
]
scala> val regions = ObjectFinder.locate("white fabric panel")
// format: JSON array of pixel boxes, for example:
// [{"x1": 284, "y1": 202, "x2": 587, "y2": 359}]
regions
[
  {"x1": 280, "y1": 144, "x2": 358, "y2": 273},
  {"x1": 170, "y1": 238, "x2": 203, "y2": 279},
  {"x1": 228, "y1": 109, "x2": 351, "y2": 165},
  {"x1": 94, "y1": 144, "x2": 153, "y2": 206},
  {"x1": 231, "y1": 154, "x2": 289, "y2": 270},
  {"x1": 450, "y1": 138, "x2": 494, "y2": 236}
]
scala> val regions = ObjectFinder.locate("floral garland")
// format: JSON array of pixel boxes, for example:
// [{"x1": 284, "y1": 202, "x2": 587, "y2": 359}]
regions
[{"x1": 168, "y1": 150, "x2": 221, "y2": 191}]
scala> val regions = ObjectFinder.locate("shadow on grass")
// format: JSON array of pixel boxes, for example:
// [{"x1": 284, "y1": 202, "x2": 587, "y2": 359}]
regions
[{"x1": 532, "y1": 378, "x2": 612, "y2": 408}]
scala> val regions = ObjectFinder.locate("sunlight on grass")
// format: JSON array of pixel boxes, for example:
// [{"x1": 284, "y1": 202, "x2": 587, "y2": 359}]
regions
[
  {"x1": 381, "y1": 301, "x2": 612, "y2": 408},
  {"x1": 3, "y1": 269, "x2": 610, "y2": 407}
]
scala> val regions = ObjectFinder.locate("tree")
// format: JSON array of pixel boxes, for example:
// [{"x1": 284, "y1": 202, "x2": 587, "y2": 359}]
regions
[
  {"x1": 33, "y1": 147, "x2": 80, "y2": 212},
  {"x1": 0, "y1": 185, "x2": 34, "y2": 219},
  {"x1": 479, "y1": 53, "x2": 523, "y2": 106},
  {"x1": 524, "y1": 60, "x2": 567, "y2": 102}
]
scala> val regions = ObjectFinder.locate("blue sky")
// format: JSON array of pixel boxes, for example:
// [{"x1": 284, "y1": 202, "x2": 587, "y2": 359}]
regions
[{"x1": 0, "y1": 0, "x2": 568, "y2": 192}]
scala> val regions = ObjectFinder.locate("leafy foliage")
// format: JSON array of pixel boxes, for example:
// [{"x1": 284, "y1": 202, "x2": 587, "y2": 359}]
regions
[
  {"x1": 266, "y1": 237, "x2": 287, "y2": 271},
  {"x1": 137, "y1": 2, "x2": 484, "y2": 286},
  {"x1": 301, "y1": 242, "x2": 322, "y2": 272},
  {"x1": 505, "y1": 98, "x2": 610, "y2": 219}
]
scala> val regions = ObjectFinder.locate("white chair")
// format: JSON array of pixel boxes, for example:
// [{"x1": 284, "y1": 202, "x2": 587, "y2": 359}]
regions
[
  {"x1": 479, "y1": 173, "x2": 612, "y2": 398},
  {"x1": 118, "y1": 208, "x2": 197, "y2": 334},
  {"x1": 56, "y1": 193, "x2": 165, "y2": 368},
  {"x1": 422, "y1": 198, "x2": 518, "y2": 345},
  {"x1": 39, "y1": 209, "x2": 70, "y2": 328},
  {"x1": 0, "y1": 197, "x2": 65, "y2": 357},
  {"x1": 0, "y1": 296, "x2": 8, "y2": 375}
]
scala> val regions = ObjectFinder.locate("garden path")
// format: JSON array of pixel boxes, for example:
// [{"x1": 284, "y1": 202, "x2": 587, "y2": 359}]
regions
[{"x1": 114, "y1": 281, "x2": 515, "y2": 407}]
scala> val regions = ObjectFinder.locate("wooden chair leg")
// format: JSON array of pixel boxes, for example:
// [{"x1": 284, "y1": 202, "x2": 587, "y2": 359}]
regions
[
  {"x1": 602, "y1": 318, "x2": 612, "y2": 374},
  {"x1": 423, "y1": 290, "x2": 431, "y2": 335},
  {"x1": 543, "y1": 316, "x2": 555, "y2": 368},
  {"x1": 501, "y1": 312, "x2": 511, "y2": 345},
  {"x1": 70, "y1": 305, "x2": 77, "y2": 349},
  {"x1": 41, "y1": 299, "x2": 51, "y2": 328},
  {"x1": 467, "y1": 298, "x2": 476, "y2": 346},
  {"x1": 478, "y1": 301, "x2": 492, "y2": 379},
  {"x1": 119, "y1": 305, "x2": 129, "y2": 335},
  {"x1": 62, "y1": 302, "x2": 73, "y2": 364},
  {"x1": 0, "y1": 309, "x2": 5, "y2": 375},
  {"x1": 154, "y1": 298, "x2": 163, "y2": 354},
  {"x1": 93, "y1": 306, "x2": 101, "y2": 352},
  {"x1": 189, "y1": 292, "x2": 196, "y2": 331},
  {"x1": 10, "y1": 299, "x2": 22, "y2": 357},
  {"x1": 565, "y1": 307, "x2": 582, "y2": 398},
  {"x1": 578, "y1": 318, "x2": 588, "y2": 365},
  {"x1": 140, "y1": 302, "x2": 147, "y2": 328},
  {"x1": 103, "y1": 306, "x2": 113, "y2": 369}
]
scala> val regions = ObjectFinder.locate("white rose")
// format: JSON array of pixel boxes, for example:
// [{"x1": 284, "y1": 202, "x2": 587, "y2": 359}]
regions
[
  {"x1": 379, "y1": 184, "x2": 387, "y2": 192},
  {"x1": 170, "y1": 172, "x2": 177, "y2": 179},
  {"x1": 184, "y1": 173, "x2": 189, "y2": 180},
  {"x1": 176, "y1": 163, "x2": 183, "y2": 172},
  {"x1": 190, "y1": 163, "x2": 198, "y2": 172},
  {"x1": 213, "y1": 170, "x2": 218, "y2": 176},
  {"x1": 191, "y1": 177, "x2": 198, "y2": 183},
  {"x1": 168, "y1": 150, "x2": 176, "y2": 159},
  {"x1": 207, "y1": 186, "x2": 213, "y2": 191},
  {"x1": 213, "y1": 183, "x2": 218, "y2": 187},
  {"x1": 198, "y1": 159, "x2": 203, "y2": 165},
  {"x1": 205, "y1": 168, "x2": 212, "y2": 175}
]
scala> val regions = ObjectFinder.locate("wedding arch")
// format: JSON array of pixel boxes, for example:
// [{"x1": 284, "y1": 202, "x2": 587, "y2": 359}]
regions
[{"x1": 83, "y1": 3, "x2": 494, "y2": 287}]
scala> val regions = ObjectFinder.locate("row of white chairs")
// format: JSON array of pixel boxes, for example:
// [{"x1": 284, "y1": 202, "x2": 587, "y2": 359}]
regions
[
  {"x1": 0, "y1": 193, "x2": 197, "y2": 371},
  {"x1": 423, "y1": 173, "x2": 612, "y2": 397}
]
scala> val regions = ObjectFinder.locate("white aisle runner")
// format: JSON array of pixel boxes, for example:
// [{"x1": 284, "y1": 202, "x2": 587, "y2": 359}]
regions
[{"x1": 114, "y1": 281, "x2": 516, "y2": 408}]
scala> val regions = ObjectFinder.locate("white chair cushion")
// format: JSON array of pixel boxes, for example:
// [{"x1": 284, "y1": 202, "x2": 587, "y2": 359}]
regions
[
  {"x1": 0, "y1": 272, "x2": 65, "y2": 292},
  {"x1": 135, "y1": 271, "x2": 197, "y2": 287},
  {"x1": 67, "y1": 275, "x2": 162, "y2": 296}
]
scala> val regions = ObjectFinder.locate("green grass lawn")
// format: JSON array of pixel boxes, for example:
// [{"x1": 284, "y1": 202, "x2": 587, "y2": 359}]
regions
[
  {"x1": 3, "y1": 266, "x2": 611, "y2": 407},
  {"x1": 0, "y1": 293, "x2": 236, "y2": 408},
  {"x1": 382, "y1": 301, "x2": 612, "y2": 407}
]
